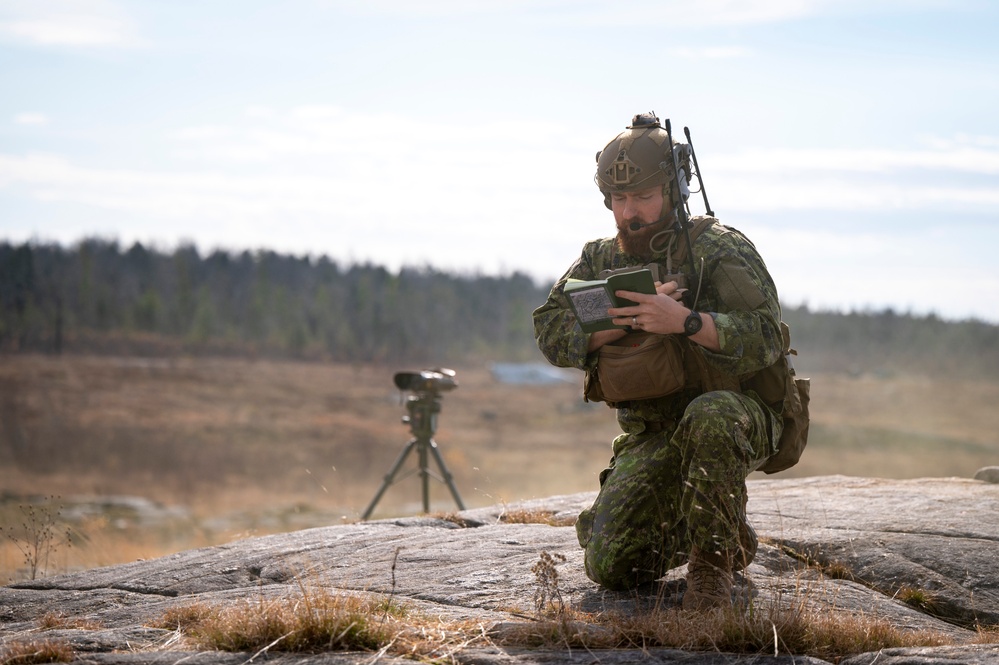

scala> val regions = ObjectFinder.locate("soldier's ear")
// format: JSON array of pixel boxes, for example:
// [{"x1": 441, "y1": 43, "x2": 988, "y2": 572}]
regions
[{"x1": 603, "y1": 192, "x2": 612, "y2": 210}]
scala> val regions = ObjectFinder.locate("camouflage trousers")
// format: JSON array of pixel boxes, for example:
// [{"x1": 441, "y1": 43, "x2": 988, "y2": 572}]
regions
[{"x1": 575, "y1": 390, "x2": 778, "y2": 590}]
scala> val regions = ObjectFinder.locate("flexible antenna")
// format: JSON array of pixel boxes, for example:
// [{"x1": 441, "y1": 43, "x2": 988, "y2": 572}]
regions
[
  {"x1": 684, "y1": 126, "x2": 714, "y2": 217},
  {"x1": 664, "y1": 119, "x2": 700, "y2": 305}
]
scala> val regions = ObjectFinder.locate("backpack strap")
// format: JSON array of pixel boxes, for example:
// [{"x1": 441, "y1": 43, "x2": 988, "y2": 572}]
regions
[{"x1": 668, "y1": 215, "x2": 716, "y2": 270}]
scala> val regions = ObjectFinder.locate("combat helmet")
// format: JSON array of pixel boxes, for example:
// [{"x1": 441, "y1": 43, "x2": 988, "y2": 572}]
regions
[{"x1": 595, "y1": 112, "x2": 692, "y2": 211}]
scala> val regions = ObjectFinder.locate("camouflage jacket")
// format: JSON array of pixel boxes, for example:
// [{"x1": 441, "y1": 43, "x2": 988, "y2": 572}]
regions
[{"x1": 533, "y1": 217, "x2": 784, "y2": 427}]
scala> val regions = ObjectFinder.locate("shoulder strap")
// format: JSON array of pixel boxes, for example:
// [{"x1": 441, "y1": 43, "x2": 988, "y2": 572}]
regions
[{"x1": 670, "y1": 216, "x2": 716, "y2": 268}]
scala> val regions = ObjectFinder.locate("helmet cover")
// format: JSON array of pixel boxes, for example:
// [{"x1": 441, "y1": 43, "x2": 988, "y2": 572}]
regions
[{"x1": 595, "y1": 112, "x2": 691, "y2": 209}]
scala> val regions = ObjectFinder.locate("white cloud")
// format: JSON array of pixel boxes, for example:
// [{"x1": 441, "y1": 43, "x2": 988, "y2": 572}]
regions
[
  {"x1": 749, "y1": 222, "x2": 999, "y2": 321},
  {"x1": 325, "y1": 0, "x2": 949, "y2": 26},
  {"x1": 4, "y1": 110, "x2": 999, "y2": 232},
  {"x1": 717, "y1": 177, "x2": 999, "y2": 212},
  {"x1": 669, "y1": 46, "x2": 752, "y2": 59},
  {"x1": 581, "y1": 0, "x2": 817, "y2": 26},
  {"x1": 14, "y1": 112, "x2": 48, "y2": 125},
  {"x1": 712, "y1": 143, "x2": 999, "y2": 176},
  {"x1": 0, "y1": 0, "x2": 138, "y2": 48},
  {"x1": 705, "y1": 136, "x2": 999, "y2": 212},
  {"x1": 171, "y1": 126, "x2": 236, "y2": 142},
  {"x1": 920, "y1": 133, "x2": 999, "y2": 151}
]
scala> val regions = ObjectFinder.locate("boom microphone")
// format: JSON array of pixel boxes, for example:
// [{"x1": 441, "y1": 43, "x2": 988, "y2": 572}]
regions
[{"x1": 628, "y1": 215, "x2": 670, "y2": 232}]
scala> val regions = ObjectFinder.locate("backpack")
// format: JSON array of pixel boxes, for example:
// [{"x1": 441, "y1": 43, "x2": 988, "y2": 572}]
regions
[
  {"x1": 742, "y1": 321, "x2": 811, "y2": 474},
  {"x1": 766, "y1": 370, "x2": 811, "y2": 473}
]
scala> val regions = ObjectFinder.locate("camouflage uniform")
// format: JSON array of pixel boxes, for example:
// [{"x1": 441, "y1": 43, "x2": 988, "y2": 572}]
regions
[{"x1": 533, "y1": 218, "x2": 784, "y2": 590}]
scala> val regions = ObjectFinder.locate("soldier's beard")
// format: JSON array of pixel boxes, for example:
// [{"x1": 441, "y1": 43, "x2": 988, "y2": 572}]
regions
[{"x1": 616, "y1": 219, "x2": 665, "y2": 260}]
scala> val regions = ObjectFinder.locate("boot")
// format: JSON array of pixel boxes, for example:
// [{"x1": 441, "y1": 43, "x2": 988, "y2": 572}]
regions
[{"x1": 682, "y1": 546, "x2": 734, "y2": 611}]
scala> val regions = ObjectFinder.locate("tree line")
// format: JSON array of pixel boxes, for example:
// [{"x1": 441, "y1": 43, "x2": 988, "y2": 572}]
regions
[
  {"x1": 2, "y1": 238, "x2": 997, "y2": 378},
  {"x1": 0, "y1": 239, "x2": 543, "y2": 363}
]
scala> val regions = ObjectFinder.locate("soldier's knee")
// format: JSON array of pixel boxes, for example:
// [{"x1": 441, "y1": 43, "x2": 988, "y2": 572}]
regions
[
  {"x1": 681, "y1": 390, "x2": 743, "y2": 425},
  {"x1": 583, "y1": 542, "x2": 652, "y2": 591}
]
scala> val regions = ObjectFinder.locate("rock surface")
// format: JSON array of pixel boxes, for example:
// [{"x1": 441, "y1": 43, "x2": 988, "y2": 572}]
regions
[
  {"x1": 2, "y1": 476, "x2": 998, "y2": 664},
  {"x1": 976, "y1": 466, "x2": 999, "y2": 483}
]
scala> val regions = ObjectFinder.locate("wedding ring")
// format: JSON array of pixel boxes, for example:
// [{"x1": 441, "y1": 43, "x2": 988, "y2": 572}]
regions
[{"x1": 632, "y1": 317, "x2": 638, "y2": 326}]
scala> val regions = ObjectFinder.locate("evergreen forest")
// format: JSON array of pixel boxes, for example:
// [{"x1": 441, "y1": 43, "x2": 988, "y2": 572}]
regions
[{"x1": 2, "y1": 239, "x2": 997, "y2": 379}]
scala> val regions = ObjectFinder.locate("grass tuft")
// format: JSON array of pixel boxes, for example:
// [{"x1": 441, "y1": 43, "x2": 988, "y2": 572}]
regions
[
  {"x1": 501, "y1": 508, "x2": 576, "y2": 526},
  {"x1": 896, "y1": 585, "x2": 942, "y2": 613},
  {"x1": 147, "y1": 602, "x2": 218, "y2": 631},
  {"x1": 157, "y1": 589, "x2": 492, "y2": 660},
  {"x1": 494, "y1": 600, "x2": 953, "y2": 660},
  {"x1": 775, "y1": 542, "x2": 854, "y2": 581},
  {"x1": 188, "y1": 592, "x2": 392, "y2": 653},
  {"x1": 430, "y1": 512, "x2": 477, "y2": 528},
  {"x1": 0, "y1": 639, "x2": 75, "y2": 665},
  {"x1": 36, "y1": 611, "x2": 100, "y2": 631},
  {"x1": 974, "y1": 625, "x2": 999, "y2": 644}
]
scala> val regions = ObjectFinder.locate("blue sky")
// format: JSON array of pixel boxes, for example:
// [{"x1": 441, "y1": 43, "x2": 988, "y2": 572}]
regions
[{"x1": 2, "y1": 0, "x2": 998, "y2": 322}]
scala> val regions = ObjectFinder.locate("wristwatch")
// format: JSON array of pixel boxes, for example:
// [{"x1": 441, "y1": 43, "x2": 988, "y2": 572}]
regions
[{"x1": 682, "y1": 310, "x2": 703, "y2": 337}]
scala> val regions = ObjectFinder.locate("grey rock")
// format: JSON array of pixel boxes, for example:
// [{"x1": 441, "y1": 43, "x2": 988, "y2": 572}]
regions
[
  {"x1": 975, "y1": 466, "x2": 999, "y2": 483},
  {"x1": 840, "y1": 644, "x2": 999, "y2": 665},
  {"x1": 2, "y1": 477, "x2": 998, "y2": 665}
]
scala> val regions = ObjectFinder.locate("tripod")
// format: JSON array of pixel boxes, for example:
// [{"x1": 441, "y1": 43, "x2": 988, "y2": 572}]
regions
[{"x1": 362, "y1": 389, "x2": 465, "y2": 520}]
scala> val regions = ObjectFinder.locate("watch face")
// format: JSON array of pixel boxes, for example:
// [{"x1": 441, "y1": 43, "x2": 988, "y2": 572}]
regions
[{"x1": 684, "y1": 311, "x2": 702, "y2": 336}]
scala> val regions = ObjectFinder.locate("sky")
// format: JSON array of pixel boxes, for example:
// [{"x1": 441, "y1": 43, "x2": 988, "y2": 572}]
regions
[{"x1": 1, "y1": 0, "x2": 998, "y2": 323}]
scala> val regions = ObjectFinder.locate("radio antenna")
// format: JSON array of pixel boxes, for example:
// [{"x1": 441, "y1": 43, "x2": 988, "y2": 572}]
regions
[
  {"x1": 684, "y1": 126, "x2": 713, "y2": 217},
  {"x1": 664, "y1": 118, "x2": 700, "y2": 304}
]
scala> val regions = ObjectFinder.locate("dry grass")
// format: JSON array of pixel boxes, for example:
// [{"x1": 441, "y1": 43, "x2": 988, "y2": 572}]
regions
[
  {"x1": 1, "y1": 353, "x2": 997, "y2": 581},
  {"x1": 772, "y1": 542, "x2": 855, "y2": 581},
  {"x1": 493, "y1": 599, "x2": 954, "y2": 660},
  {"x1": 36, "y1": 612, "x2": 101, "y2": 631},
  {"x1": 149, "y1": 602, "x2": 218, "y2": 631},
  {"x1": 531, "y1": 551, "x2": 568, "y2": 618},
  {"x1": 500, "y1": 508, "x2": 576, "y2": 526},
  {"x1": 495, "y1": 552, "x2": 963, "y2": 660},
  {"x1": 154, "y1": 585, "x2": 490, "y2": 661},
  {"x1": 0, "y1": 639, "x2": 74, "y2": 665},
  {"x1": 0, "y1": 509, "x2": 233, "y2": 583},
  {"x1": 774, "y1": 373, "x2": 999, "y2": 479},
  {"x1": 153, "y1": 577, "x2": 963, "y2": 663},
  {"x1": 185, "y1": 593, "x2": 393, "y2": 653},
  {"x1": 975, "y1": 626, "x2": 999, "y2": 644},
  {"x1": 0, "y1": 355, "x2": 619, "y2": 516}
]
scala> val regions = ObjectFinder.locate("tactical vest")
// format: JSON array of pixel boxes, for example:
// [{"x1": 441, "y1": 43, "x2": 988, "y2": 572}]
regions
[{"x1": 583, "y1": 217, "x2": 810, "y2": 474}]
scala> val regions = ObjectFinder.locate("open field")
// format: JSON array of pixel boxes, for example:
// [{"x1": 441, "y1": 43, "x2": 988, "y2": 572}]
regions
[{"x1": 2, "y1": 353, "x2": 997, "y2": 581}]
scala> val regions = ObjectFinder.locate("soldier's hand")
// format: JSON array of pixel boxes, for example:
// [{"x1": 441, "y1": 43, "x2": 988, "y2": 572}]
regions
[{"x1": 657, "y1": 280, "x2": 688, "y2": 302}]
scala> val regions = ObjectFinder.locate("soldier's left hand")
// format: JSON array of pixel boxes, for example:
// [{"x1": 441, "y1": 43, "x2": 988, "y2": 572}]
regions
[{"x1": 608, "y1": 281, "x2": 687, "y2": 334}]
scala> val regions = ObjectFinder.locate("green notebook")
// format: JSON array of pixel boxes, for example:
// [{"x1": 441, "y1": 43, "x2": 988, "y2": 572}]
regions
[{"x1": 564, "y1": 268, "x2": 656, "y2": 333}]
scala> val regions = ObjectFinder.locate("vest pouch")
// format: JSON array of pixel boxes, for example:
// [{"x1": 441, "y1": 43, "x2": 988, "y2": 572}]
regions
[
  {"x1": 744, "y1": 354, "x2": 789, "y2": 405},
  {"x1": 758, "y1": 375, "x2": 810, "y2": 474},
  {"x1": 593, "y1": 332, "x2": 686, "y2": 403}
]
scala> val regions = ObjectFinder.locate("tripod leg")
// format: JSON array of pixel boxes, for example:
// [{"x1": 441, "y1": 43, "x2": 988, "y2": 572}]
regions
[
  {"x1": 418, "y1": 436, "x2": 431, "y2": 513},
  {"x1": 428, "y1": 439, "x2": 466, "y2": 511},
  {"x1": 362, "y1": 438, "x2": 418, "y2": 520}
]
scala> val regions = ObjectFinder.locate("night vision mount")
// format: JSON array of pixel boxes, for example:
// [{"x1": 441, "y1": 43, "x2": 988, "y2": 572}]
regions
[{"x1": 362, "y1": 368, "x2": 465, "y2": 519}]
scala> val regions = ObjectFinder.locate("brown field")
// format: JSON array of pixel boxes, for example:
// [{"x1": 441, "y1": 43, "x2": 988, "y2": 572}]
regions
[{"x1": 1, "y1": 353, "x2": 997, "y2": 581}]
